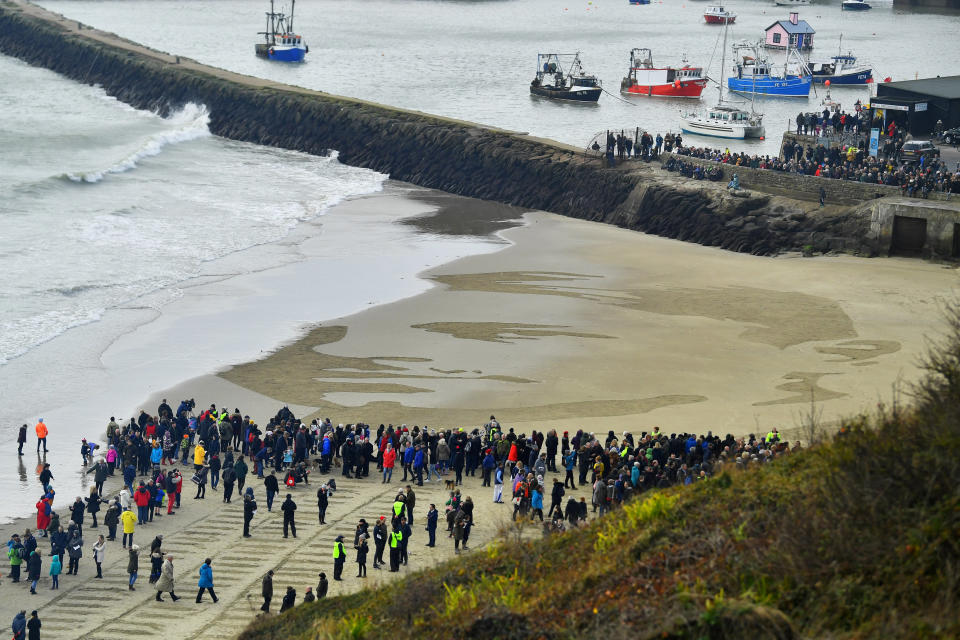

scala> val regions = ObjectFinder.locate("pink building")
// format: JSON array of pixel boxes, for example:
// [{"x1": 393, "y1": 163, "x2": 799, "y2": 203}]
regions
[{"x1": 764, "y1": 12, "x2": 815, "y2": 51}]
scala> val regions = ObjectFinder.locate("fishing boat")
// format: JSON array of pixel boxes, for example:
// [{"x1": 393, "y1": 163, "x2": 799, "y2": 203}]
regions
[
  {"x1": 629, "y1": 0, "x2": 651, "y2": 5},
  {"x1": 530, "y1": 53, "x2": 602, "y2": 102},
  {"x1": 620, "y1": 49, "x2": 708, "y2": 98},
  {"x1": 774, "y1": 0, "x2": 810, "y2": 6},
  {"x1": 727, "y1": 41, "x2": 812, "y2": 97},
  {"x1": 809, "y1": 37, "x2": 872, "y2": 84},
  {"x1": 255, "y1": 0, "x2": 307, "y2": 62},
  {"x1": 841, "y1": 0, "x2": 871, "y2": 9},
  {"x1": 682, "y1": 19, "x2": 765, "y2": 139},
  {"x1": 704, "y1": 4, "x2": 737, "y2": 23}
]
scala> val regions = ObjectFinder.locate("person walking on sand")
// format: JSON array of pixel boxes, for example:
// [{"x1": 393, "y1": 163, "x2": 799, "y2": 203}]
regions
[
  {"x1": 121, "y1": 507, "x2": 136, "y2": 549},
  {"x1": 281, "y1": 494, "x2": 297, "y2": 538},
  {"x1": 92, "y1": 534, "x2": 105, "y2": 579},
  {"x1": 196, "y1": 558, "x2": 218, "y2": 603},
  {"x1": 35, "y1": 419, "x2": 48, "y2": 454},
  {"x1": 18, "y1": 424, "x2": 27, "y2": 456},
  {"x1": 243, "y1": 493, "x2": 256, "y2": 538},
  {"x1": 27, "y1": 548, "x2": 41, "y2": 594},
  {"x1": 316, "y1": 572, "x2": 328, "y2": 599},
  {"x1": 264, "y1": 472, "x2": 279, "y2": 512},
  {"x1": 155, "y1": 555, "x2": 179, "y2": 602},
  {"x1": 49, "y1": 551, "x2": 61, "y2": 589},
  {"x1": 27, "y1": 611, "x2": 40, "y2": 640},
  {"x1": 194, "y1": 465, "x2": 208, "y2": 500},
  {"x1": 260, "y1": 569, "x2": 274, "y2": 612},
  {"x1": 127, "y1": 545, "x2": 140, "y2": 591}
]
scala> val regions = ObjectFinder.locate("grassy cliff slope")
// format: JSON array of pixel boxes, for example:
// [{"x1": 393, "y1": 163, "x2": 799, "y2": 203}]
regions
[{"x1": 237, "y1": 312, "x2": 960, "y2": 640}]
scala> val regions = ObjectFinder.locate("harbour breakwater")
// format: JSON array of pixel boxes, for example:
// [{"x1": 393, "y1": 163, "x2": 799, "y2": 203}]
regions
[{"x1": 0, "y1": 0, "x2": 883, "y2": 256}]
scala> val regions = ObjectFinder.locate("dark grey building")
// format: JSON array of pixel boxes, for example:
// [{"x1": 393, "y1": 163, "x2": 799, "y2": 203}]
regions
[{"x1": 873, "y1": 75, "x2": 960, "y2": 135}]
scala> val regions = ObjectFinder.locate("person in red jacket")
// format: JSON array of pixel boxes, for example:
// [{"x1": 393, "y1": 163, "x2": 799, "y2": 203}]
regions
[
  {"x1": 35, "y1": 497, "x2": 51, "y2": 537},
  {"x1": 133, "y1": 482, "x2": 151, "y2": 525},
  {"x1": 381, "y1": 444, "x2": 397, "y2": 484}
]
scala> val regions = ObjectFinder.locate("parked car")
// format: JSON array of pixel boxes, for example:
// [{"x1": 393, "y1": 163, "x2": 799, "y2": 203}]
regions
[{"x1": 900, "y1": 140, "x2": 939, "y2": 163}]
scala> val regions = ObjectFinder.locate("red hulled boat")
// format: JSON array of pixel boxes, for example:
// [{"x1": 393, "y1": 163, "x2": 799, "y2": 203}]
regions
[
  {"x1": 704, "y1": 4, "x2": 736, "y2": 24},
  {"x1": 620, "y1": 48, "x2": 707, "y2": 98}
]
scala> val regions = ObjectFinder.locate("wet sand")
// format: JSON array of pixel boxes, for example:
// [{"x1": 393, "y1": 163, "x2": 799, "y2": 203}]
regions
[{"x1": 221, "y1": 209, "x2": 958, "y2": 441}]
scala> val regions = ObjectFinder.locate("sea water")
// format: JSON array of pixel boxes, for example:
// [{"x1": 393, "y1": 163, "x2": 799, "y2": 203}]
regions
[
  {"x1": 0, "y1": 55, "x2": 505, "y2": 523},
  {"x1": 36, "y1": 0, "x2": 960, "y2": 156}
]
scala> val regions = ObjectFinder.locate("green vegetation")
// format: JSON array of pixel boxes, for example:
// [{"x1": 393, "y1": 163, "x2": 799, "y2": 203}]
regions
[{"x1": 238, "y1": 310, "x2": 960, "y2": 640}]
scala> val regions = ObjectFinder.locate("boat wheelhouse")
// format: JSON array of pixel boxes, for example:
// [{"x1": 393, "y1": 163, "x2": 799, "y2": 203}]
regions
[
  {"x1": 530, "y1": 53, "x2": 602, "y2": 102},
  {"x1": 704, "y1": 5, "x2": 736, "y2": 24},
  {"x1": 255, "y1": 0, "x2": 308, "y2": 62},
  {"x1": 620, "y1": 48, "x2": 707, "y2": 98}
]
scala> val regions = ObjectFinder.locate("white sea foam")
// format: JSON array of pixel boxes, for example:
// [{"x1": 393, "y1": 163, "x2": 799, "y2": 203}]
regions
[{"x1": 64, "y1": 103, "x2": 211, "y2": 183}]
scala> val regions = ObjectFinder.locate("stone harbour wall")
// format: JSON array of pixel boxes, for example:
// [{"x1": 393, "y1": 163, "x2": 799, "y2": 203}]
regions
[{"x1": 0, "y1": 0, "x2": 902, "y2": 257}]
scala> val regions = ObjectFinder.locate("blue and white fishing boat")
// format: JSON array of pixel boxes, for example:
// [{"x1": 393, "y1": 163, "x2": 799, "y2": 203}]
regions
[
  {"x1": 255, "y1": 0, "x2": 307, "y2": 62},
  {"x1": 629, "y1": 0, "x2": 651, "y2": 5},
  {"x1": 841, "y1": 0, "x2": 872, "y2": 10},
  {"x1": 727, "y1": 41, "x2": 811, "y2": 98},
  {"x1": 809, "y1": 37, "x2": 872, "y2": 85}
]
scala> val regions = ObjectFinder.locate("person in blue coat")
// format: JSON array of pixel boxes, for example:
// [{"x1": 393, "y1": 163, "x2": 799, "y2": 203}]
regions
[
  {"x1": 195, "y1": 558, "x2": 218, "y2": 603},
  {"x1": 123, "y1": 464, "x2": 137, "y2": 493},
  {"x1": 530, "y1": 487, "x2": 544, "y2": 522},
  {"x1": 413, "y1": 446, "x2": 425, "y2": 486},
  {"x1": 481, "y1": 451, "x2": 496, "y2": 487},
  {"x1": 12, "y1": 610, "x2": 26, "y2": 640}
]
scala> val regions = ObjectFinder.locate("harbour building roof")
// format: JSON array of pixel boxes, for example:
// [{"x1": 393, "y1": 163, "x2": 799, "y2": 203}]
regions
[{"x1": 765, "y1": 19, "x2": 815, "y2": 34}]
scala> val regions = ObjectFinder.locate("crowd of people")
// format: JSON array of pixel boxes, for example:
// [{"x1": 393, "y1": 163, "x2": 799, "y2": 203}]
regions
[
  {"x1": 7, "y1": 401, "x2": 803, "y2": 636},
  {"x1": 672, "y1": 113, "x2": 960, "y2": 196}
]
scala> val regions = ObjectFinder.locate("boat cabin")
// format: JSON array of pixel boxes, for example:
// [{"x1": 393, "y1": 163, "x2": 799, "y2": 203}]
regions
[
  {"x1": 276, "y1": 34, "x2": 302, "y2": 47},
  {"x1": 709, "y1": 107, "x2": 752, "y2": 122},
  {"x1": 764, "y1": 12, "x2": 815, "y2": 51}
]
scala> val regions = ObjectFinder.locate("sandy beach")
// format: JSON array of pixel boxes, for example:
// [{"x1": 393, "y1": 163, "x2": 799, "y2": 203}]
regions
[
  {"x1": 3, "y1": 187, "x2": 957, "y2": 639},
  {"x1": 221, "y1": 205, "x2": 959, "y2": 441}
]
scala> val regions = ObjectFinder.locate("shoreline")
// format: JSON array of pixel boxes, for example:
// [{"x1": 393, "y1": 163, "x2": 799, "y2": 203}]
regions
[{"x1": 0, "y1": 185, "x2": 517, "y2": 525}]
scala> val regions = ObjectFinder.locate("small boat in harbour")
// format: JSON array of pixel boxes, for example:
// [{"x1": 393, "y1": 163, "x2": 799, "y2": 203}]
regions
[
  {"x1": 704, "y1": 4, "x2": 737, "y2": 24},
  {"x1": 530, "y1": 53, "x2": 602, "y2": 102},
  {"x1": 774, "y1": 0, "x2": 810, "y2": 6},
  {"x1": 809, "y1": 38, "x2": 872, "y2": 85},
  {"x1": 841, "y1": 0, "x2": 872, "y2": 10},
  {"x1": 255, "y1": 0, "x2": 307, "y2": 62},
  {"x1": 620, "y1": 48, "x2": 708, "y2": 98},
  {"x1": 682, "y1": 18, "x2": 764, "y2": 139},
  {"x1": 727, "y1": 41, "x2": 812, "y2": 97},
  {"x1": 629, "y1": 0, "x2": 652, "y2": 5}
]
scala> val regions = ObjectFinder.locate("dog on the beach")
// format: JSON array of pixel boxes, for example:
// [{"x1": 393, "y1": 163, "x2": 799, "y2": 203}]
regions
[{"x1": 444, "y1": 479, "x2": 456, "y2": 491}]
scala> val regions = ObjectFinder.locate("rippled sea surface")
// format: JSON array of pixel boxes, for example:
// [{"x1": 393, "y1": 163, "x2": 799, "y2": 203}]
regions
[{"x1": 37, "y1": 0, "x2": 960, "y2": 156}]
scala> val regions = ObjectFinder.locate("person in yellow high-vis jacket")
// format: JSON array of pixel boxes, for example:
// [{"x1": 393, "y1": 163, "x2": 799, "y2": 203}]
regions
[
  {"x1": 388, "y1": 524, "x2": 403, "y2": 573},
  {"x1": 332, "y1": 535, "x2": 345, "y2": 581}
]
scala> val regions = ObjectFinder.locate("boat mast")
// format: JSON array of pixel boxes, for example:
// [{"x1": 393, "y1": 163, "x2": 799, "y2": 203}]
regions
[
  {"x1": 289, "y1": 0, "x2": 295, "y2": 33},
  {"x1": 718, "y1": 16, "x2": 728, "y2": 104}
]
